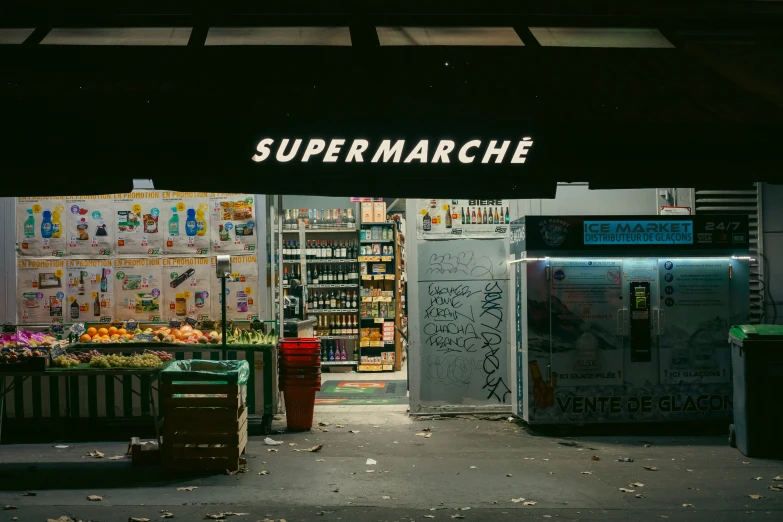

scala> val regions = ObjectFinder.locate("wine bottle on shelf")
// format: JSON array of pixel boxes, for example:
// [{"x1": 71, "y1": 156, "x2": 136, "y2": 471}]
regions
[
  {"x1": 494, "y1": 207, "x2": 500, "y2": 224},
  {"x1": 505, "y1": 206, "x2": 510, "y2": 223},
  {"x1": 321, "y1": 340, "x2": 327, "y2": 361},
  {"x1": 483, "y1": 207, "x2": 488, "y2": 224},
  {"x1": 312, "y1": 265, "x2": 319, "y2": 285},
  {"x1": 471, "y1": 208, "x2": 477, "y2": 224},
  {"x1": 445, "y1": 205, "x2": 452, "y2": 229},
  {"x1": 318, "y1": 291, "x2": 325, "y2": 309},
  {"x1": 328, "y1": 341, "x2": 335, "y2": 361}
]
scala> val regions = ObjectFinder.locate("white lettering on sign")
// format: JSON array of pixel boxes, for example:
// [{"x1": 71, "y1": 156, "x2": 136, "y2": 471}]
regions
[{"x1": 251, "y1": 138, "x2": 534, "y2": 165}]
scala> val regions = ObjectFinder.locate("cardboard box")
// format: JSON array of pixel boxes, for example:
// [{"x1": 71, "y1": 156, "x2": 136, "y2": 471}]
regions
[
  {"x1": 361, "y1": 202, "x2": 374, "y2": 223},
  {"x1": 373, "y1": 202, "x2": 386, "y2": 223}
]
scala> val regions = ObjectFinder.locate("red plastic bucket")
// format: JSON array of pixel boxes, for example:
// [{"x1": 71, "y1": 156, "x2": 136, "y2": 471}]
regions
[
  {"x1": 279, "y1": 354, "x2": 321, "y2": 366},
  {"x1": 280, "y1": 378, "x2": 321, "y2": 388},
  {"x1": 283, "y1": 386, "x2": 318, "y2": 430},
  {"x1": 279, "y1": 347, "x2": 321, "y2": 355},
  {"x1": 279, "y1": 338, "x2": 320, "y2": 349},
  {"x1": 279, "y1": 366, "x2": 321, "y2": 374}
]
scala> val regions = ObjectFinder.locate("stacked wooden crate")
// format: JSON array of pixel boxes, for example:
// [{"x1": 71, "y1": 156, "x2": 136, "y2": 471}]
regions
[{"x1": 161, "y1": 373, "x2": 248, "y2": 471}]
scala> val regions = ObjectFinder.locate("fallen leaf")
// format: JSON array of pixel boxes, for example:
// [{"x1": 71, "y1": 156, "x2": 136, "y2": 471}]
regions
[
  {"x1": 176, "y1": 486, "x2": 198, "y2": 491},
  {"x1": 87, "y1": 495, "x2": 102, "y2": 501},
  {"x1": 129, "y1": 518, "x2": 151, "y2": 522},
  {"x1": 451, "y1": 516, "x2": 465, "y2": 520},
  {"x1": 382, "y1": 496, "x2": 391, "y2": 500},
  {"x1": 511, "y1": 498, "x2": 525, "y2": 503},
  {"x1": 753, "y1": 477, "x2": 763, "y2": 481},
  {"x1": 288, "y1": 443, "x2": 297, "y2": 446},
  {"x1": 682, "y1": 504, "x2": 694, "y2": 508},
  {"x1": 367, "y1": 458, "x2": 377, "y2": 465},
  {"x1": 644, "y1": 466, "x2": 658, "y2": 471},
  {"x1": 88, "y1": 450, "x2": 105, "y2": 458},
  {"x1": 331, "y1": 487, "x2": 339, "y2": 493},
  {"x1": 523, "y1": 457, "x2": 535, "y2": 460},
  {"x1": 336, "y1": 425, "x2": 345, "y2": 428},
  {"x1": 54, "y1": 445, "x2": 69, "y2": 449},
  {"x1": 644, "y1": 444, "x2": 651, "y2": 448},
  {"x1": 416, "y1": 433, "x2": 428, "y2": 437},
  {"x1": 322, "y1": 429, "x2": 329, "y2": 432},
  {"x1": 523, "y1": 501, "x2": 537, "y2": 506},
  {"x1": 423, "y1": 427, "x2": 432, "y2": 432},
  {"x1": 774, "y1": 476, "x2": 783, "y2": 481},
  {"x1": 748, "y1": 494, "x2": 763, "y2": 500},
  {"x1": 161, "y1": 513, "x2": 175, "y2": 518},
  {"x1": 686, "y1": 469, "x2": 693, "y2": 472},
  {"x1": 264, "y1": 437, "x2": 283, "y2": 446},
  {"x1": 267, "y1": 449, "x2": 279, "y2": 453},
  {"x1": 769, "y1": 485, "x2": 782, "y2": 492},
  {"x1": 109, "y1": 455, "x2": 125, "y2": 460},
  {"x1": 309, "y1": 444, "x2": 324, "y2": 452},
  {"x1": 636, "y1": 494, "x2": 645, "y2": 499},
  {"x1": 425, "y1": 433, "x2": 432, "y2": 438},
  {"x1": 366, "y1": 470, "x2": 375, "y2": 473},
  {"x1": 460, "y1": 507, "x2": 471, "y2": 510},
  {"x1": 4, "y1": 505, "x2": 18, "y2": 510},
  {"x1": 591, "y1": 456, "x2": 600, "y2": 461},
  {"x1": 743, "y1": 461, "x2": 751, "y2": 465},
  {"x1": 506, "y1": 474, "x2": 513, "y2": 477},
  {"x1": 23, "y1": 492, "x2": 36, "y2": 496},
  {"x1": 318, "y1": 421, "x2": 330, "y2": 427},
  {"x1": 424, "y1": 516, "x2": 436, "y2": 519},
  {"x1": 469, "y1": 466, "x2": 477, "y2": 469},
  {"x1": 581, "y1": 471, "x2": 593, "y2": 475},
  {"x1": 258, "y1": 471, "x2": 270, "y2": 475},
  {"x1": 316, "y1": 459, "x2": 325, "y2": 462},
  {"x1": 630, "y1": 482, "x2": 645, "y2": 488},
  {"x1": 349, "y1": 430, "x2": 359, "y2": 434},
  {"x1": 619, "y1": 488, "x2": 636, "y2": 493},
  {"x1": 48, "y1": 518, "x2": 73, "y2": 522}
]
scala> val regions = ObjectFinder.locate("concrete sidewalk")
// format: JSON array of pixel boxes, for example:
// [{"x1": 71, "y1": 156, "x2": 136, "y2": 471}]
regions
[{"x1": 1, "y1": 413, "x2": 782, "y2": 522}]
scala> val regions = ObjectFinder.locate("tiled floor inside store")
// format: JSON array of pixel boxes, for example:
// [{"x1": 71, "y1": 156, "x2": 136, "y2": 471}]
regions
[{"x1": 314, "y1": 362, "x2": 409, "y2": 412}]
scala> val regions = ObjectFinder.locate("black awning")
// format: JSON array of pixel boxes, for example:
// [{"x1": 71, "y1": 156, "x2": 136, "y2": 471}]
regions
[{"x1": 1, "y1": 45, "x2": 782, "y2": 197}]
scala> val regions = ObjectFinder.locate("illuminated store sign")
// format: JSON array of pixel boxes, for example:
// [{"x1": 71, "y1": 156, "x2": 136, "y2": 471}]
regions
[
  {"x1": 584, "y1": 220, "x2": 694, "y2": 245},
  {"x1": 251, "y1": 138, "x2": 533, "y2": 164}
]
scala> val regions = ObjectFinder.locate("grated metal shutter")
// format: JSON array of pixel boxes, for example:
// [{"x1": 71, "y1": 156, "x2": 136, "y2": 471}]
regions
[{"x1": 694, "y1": 184, "x2": 764, "y2": 323}]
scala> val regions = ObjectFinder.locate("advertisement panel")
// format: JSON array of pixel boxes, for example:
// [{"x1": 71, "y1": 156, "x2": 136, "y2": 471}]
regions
[
  {"x1": 112, "y1": 258, "x2": 163, "y2": 322},
  {"x1": 17, "y1": 258, "x2": 66, "y2": 324},
  {"x1": 658, "y1": 258, "x2": 732, "y2": 384},
  {"x1": 415, "y1": 199, "x2": 510, "y2": 239},
  {"x1": 160, "y1": 192, "x2": 211, "y2": 255},
  {"x1": 549, "y1": 260, "x2": 624, "y2": 387},
  {"x1": 65, "y1": 259, "x2": 114, "y2": 323},
  {"x1": 209, "y1": 193, "x2": 258, "y2": 253},
  {"x1": 162, "y1": 257, "x2": 213, "y2": 321},
  {"x1": 212, "y1": 255, "x2": 260, "y2": 321},
  {"x1": 16, "y1": 197, "x2": 67, "y2": 257},
  {"x1": 64, "y1": 195, "x2": 114, "y2": 256},
  {"x1": 113, "y1": 191, "x2": 163, "y2": 255}
]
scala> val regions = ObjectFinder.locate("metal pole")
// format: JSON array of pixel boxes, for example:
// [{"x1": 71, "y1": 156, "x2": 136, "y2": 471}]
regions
[{"x1": 221, "y1": 276, "x2": 227, "y2": 358}]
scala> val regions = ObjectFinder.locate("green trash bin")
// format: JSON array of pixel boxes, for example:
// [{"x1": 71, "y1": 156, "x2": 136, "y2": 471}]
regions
[{"x1": 728, "y1": 325, "x2": 783, "y2": 457}]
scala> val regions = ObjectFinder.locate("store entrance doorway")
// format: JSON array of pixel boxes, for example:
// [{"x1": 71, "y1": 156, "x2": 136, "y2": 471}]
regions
[{"x1": 315, "y1": 361, "x2": 409, "y2": 412}]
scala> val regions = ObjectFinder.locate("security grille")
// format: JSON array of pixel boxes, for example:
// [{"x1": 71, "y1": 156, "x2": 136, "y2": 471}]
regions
[{"x1": 694, "y1": 184, "x2": 763, "y2": 323}]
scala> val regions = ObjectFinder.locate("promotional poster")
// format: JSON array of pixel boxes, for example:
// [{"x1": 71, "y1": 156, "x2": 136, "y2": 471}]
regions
[
  {"x1": 209, "y1": 193, "x2": 257, "y2": 253},
  {"x1": 212, "y1": 255, "x2": 260, "y2": 321},
  {"x1": 64, "y1": 195, "x2": 114, "y2": 256},
  {"x1": 65, "y1": 259, "x2": 114, "y2": 323},
  {"x1": 162, "y1": 257, "x2": 213, "y2": 321},
  {"x1": 161, "y1": 192, "x2": 212, "y2": 255},
  {"x1": 16, "y1": 197, "x2": 67, "y2": 257},
  {"x1": 113, "y1": 191, "x2": 163, "y2": 255},
  {"x1": 416, "y1": 199, "x2": 511, "y2": 239},
  {"x1": 112, "y1": 258, "x2": 163, "y2": 322},
  {"x1": 17, "y1": 258, "x2": 66, "y2": 324}
]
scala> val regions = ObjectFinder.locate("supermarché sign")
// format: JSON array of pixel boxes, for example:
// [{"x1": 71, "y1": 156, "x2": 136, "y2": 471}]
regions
[{"x1": 251, "y1": 138, "x2": 534, "y2": 164}]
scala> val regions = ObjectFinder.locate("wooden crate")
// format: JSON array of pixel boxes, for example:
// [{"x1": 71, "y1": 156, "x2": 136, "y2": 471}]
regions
[{"x1": 161, "y1": 380, "x2": 248, "y2": 471}]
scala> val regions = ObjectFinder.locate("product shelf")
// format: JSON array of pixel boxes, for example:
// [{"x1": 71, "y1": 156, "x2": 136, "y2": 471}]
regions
[
  {"x1": 309, "y1": 309, "x2": 359, "y2": 314},
  {"x1": 283, "y1": 228, "x2": 357, "y2": 234},
  {"x1": 321, "y1": 361, "x2": 358, "y2": 366},
  {"x1": 316, "y1": 335, "x2": 358, "y2": 340}
]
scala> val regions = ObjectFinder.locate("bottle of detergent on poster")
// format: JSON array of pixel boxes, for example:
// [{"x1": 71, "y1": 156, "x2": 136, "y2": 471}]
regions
[
  {"x1": 185, "y1": 209, "x2": 197, "y2": 237},
  {"x1": 168, "y1": 207, "x2": 180, "y2": 236},
  {"x1": 24, "y1": 209, "x2": 35, "y2": 238},
  {"x1": 52, "y1": 209, "x2": 62, "y2": 238},
  {"x1": 41, "y1": 210, "x2": 53, "y2": 238},
  {"x1": 195, "y1": 208, "x2": 207, "y2": 236}
]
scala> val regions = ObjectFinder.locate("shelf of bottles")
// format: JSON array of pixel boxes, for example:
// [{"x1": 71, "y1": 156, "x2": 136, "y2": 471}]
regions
[
  {"x1": 357, "y1": 221, "x2": 398, "y2": 372},
  {"x1": 279, "y1": 207, "x2": 363, "y2": 367}
]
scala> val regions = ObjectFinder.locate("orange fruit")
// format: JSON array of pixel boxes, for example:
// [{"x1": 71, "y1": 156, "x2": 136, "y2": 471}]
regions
[
  {"x1": 100, "y1": 335, "x2": 110, "y2": 340},
  {"x1": 97, "y1": 328, "x2": 109, "y2": 336},
  {"x1": 79, "y1": 334, "x2": 92, "y2": 343},
  {"x1": 124, "y1": 334, "x2": 133, "y2": 339},
  {"x1": 91, "y1": 335, "x2": 100, "y2": 341},
  {"x1": 180, "y1": 324, "x2": 193, "y2": 333},
  {"x1": 108, "y1": 326, "x2": 118, "y2": 335},
  {"x1": 117, "y1": 328, "x2": 127, "y2": 336},
  {"x1": 110, "y1": 334, "x2": 120, "y2": 340},
  {"x1": 87, "y1": 327, "x2": 98, "y2": 337}
]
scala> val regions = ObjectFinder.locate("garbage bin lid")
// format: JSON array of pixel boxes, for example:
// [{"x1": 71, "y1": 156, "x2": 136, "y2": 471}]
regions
[{"x1": 729, "y1": 324, "x2": 783, "y2": 341}]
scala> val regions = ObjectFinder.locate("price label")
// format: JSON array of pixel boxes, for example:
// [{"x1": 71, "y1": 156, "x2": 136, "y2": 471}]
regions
[
  {"x1": 188, "y1": 236, "x2": 195, "y2": 246},
  {"x1": 91, "y1": 237, "x2": 99, "y2": 247},
  {"x1": 141, "y1": 236, "x2": 148, "y2": 247}
]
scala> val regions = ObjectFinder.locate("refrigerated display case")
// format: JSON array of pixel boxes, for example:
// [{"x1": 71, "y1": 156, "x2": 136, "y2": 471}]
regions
[{"x1": 511, "y1": 215, "x2": 751, "y2": 424}]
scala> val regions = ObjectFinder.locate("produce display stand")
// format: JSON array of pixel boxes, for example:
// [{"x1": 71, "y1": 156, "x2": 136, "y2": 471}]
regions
[
  {"x1": 1, "y1": 362, "x2": 169, "y2": 444},
  {"x1": 0, "y1": 342, "x2": 276, "y2": 441}
]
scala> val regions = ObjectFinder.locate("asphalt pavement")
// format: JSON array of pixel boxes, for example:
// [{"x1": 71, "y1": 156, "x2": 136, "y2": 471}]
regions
[{"x1": 1, "y1": 412, "x2": 782, "y2": 522}]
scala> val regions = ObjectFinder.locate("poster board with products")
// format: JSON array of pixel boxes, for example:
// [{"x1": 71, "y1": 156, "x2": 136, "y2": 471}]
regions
[
  {"x1": 113, "y1": 191, "x2": 163, "y2": 255},
  {"x1": 16, "y1": 258, "x2": 66, "y2": 324},
  {"x1": 16, "y1": 197, "x2": 67, "y2": 257},
  {"x1": 212, "y1": 255, "x2": 260, "y2": 321},
  {"x1": 65, "y1": 259, "x2": 114, "y2": 323},
  {"x1": 113, "y1": 258, "x2": 163, "y2": 322},
  {"x1": 416, "y1": 198, "x2": 511, "y2": 239},
  {"x1": 162, "y1": 257, "x2": 213, "y2": 321},
  {"x1": 209, "y1": 193, "x2": 258, "y2": 254},
  {"x1": 161, "y1": 192, "x2": 211, "y2": 255},
  {"x1": 64, "y1": 195, "x2": 114, "y2": 256}
]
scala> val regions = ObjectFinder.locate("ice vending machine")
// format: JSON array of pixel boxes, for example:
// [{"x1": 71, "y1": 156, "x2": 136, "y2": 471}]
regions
[{"x1": 512, "y1": 215, "x2": 750, "y2": 424}]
